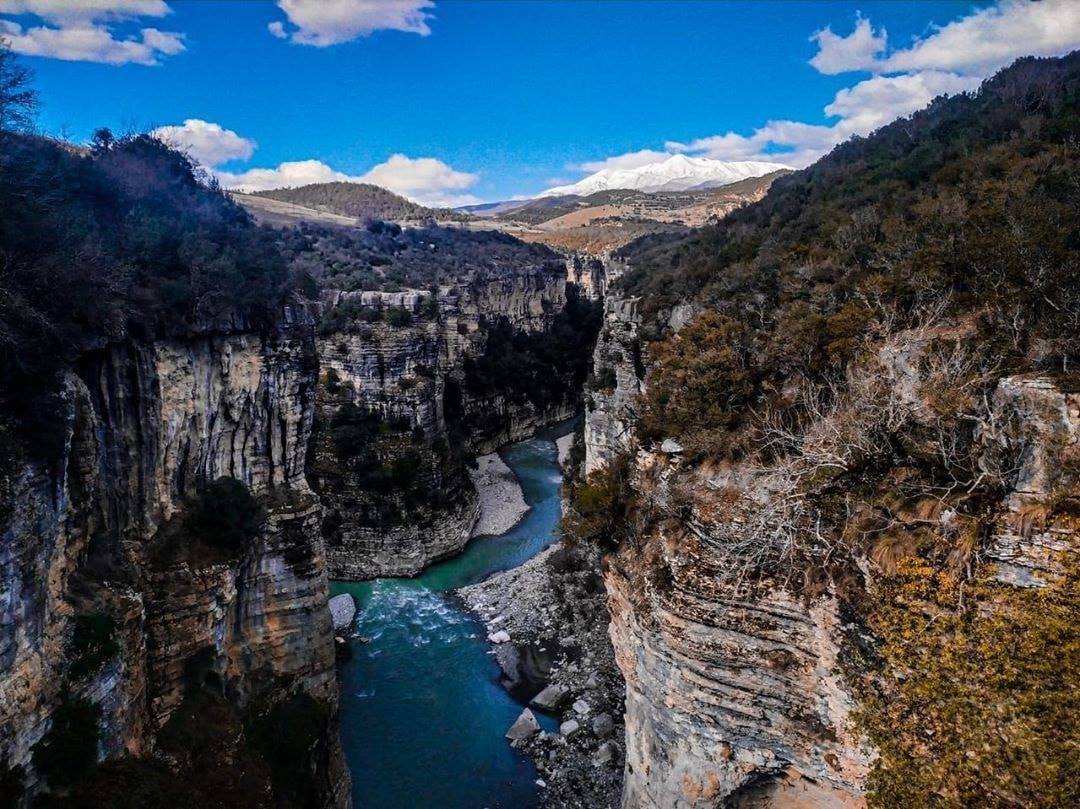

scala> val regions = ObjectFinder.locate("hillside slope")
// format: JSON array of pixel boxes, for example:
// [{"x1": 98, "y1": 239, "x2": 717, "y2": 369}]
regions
[{"x1": 250, "y1": 181, "x2": 470, "y2": 223}]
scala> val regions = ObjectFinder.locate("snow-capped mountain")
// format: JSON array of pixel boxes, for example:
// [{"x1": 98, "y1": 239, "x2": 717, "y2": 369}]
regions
[{"x1": 539, "y1": 154, "x2": 791, "y2": 197}]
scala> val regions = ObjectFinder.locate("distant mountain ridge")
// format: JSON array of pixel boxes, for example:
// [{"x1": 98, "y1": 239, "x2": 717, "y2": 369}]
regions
[
  {"x1": 251, "y1": 181, "x2": 471, "y2": 222},
  {"x1": 538, "y1": 154, "x2": 791, "y2": 197}
]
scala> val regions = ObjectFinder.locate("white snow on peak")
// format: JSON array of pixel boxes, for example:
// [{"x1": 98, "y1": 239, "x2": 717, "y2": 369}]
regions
[{"x1": 538, "y1": 154, "x2": 791, "y2": 198}]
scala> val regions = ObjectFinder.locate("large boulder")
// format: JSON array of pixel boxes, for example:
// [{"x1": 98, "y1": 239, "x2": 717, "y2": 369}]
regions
[
  {"x1": 506, "y1": 708, "x2": 541, "y2": 741},
  {"x1": 530, "y1": 683, "x2": 571, "y2": 711},
  {"x1": 591, "y1": 713, "x2": 614, "y2": 738},
  {"x1": 328, "y1": 593, "x2": 357, "y2": 632}
]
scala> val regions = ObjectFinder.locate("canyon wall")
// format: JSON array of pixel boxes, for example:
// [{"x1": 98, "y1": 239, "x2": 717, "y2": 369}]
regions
[
  {"x1": 0, "y1": 314, "x2": 348, "y2": 806},
  {"x1": 314, "y1": 268, "x2": 579, "y2": 579},
  {"x1": 585, "y1": 300, "x2": 1080, "y2": 808}
]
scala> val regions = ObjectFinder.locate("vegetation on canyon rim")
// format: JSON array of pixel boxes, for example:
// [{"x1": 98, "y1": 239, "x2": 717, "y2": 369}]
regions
[{"x1": 569, "y1": 52, "x2": 1080, "y2": 805}]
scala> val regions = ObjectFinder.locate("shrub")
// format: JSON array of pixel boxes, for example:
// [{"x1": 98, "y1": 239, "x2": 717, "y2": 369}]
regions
[
  {"x1": 329, "y1": 403, "x2": 381, "y2": 462},
  {"x1": 32, "y1": 695, "x2": 101, "y2": 788},
  {"x1": 639, "y1": 311, "x2": 754, "y2": 446},
  {"x1": 853, "y1": 559, "x2": 1080, "y2": 808},
  {"x1": 384, "y1": 307, "x2": 412, "y2": 327},
  {"x1": 562, "y1": 456, "x2": 634, "y2": 550},
  {"x1": 185, "y1": 478, "x2": 265, "y2": 553},
  {"x1": 69, "y1": 613, "x2": 119, "y2": 680}
]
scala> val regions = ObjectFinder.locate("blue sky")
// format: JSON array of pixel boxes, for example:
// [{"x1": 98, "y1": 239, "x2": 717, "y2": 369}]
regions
[{"x1": 4, "y1": 0, "x2": 1078, "y2": 203}]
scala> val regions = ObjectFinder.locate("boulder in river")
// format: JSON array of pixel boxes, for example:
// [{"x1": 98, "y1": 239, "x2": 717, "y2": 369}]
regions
[
  {"x1": 488, "y1": 629, "x2": 511, "y2": 643},
  {"x1": 506, "y1": 708, "x2": 541, "y2": 741},
  {"x1": 329, "y1": 593, "x2": 357, "y2": 632},
  {"x1": 530, "y1": 683, "x2": 571, "y2": 711}
]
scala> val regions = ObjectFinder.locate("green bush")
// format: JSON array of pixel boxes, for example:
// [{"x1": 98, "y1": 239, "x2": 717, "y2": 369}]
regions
[
  {"x1": 69, "y1": 613, "x2": 119, "y2": 680},
  {"x1": 384, "y1": 307, "x2": 412, "y2": 327},
  {"x1": 639, "y1": 311, "x2": 754, "y2": 445},
  {"x1": 562, "y1": 456, "x2": 634, "y2": 550},
  {"x1": 32, "y1": 695, "x2": 101, "y2": 788},
  {"x1": 185, "y1": 478, "x2": 265, "y2": 553}
]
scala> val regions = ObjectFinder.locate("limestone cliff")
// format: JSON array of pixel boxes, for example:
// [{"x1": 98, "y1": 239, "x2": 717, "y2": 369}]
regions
[
  {"x1": 315, "y1": 267, "x2": 589, "y2": 579},
  {"x1": 0, "y1": 318, "x2": 348, "y2": 806}
]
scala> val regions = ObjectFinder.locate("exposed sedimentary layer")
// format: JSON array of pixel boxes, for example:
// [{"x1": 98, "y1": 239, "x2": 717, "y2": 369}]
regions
[{"x1": 0, "y1": 320, "x2": 348, "y2": 806}]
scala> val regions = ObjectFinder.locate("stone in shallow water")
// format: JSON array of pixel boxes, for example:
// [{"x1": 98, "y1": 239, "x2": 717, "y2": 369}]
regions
[
  {"x1": 506, "y1": 708, "x2": 541, "y2": 741},
  {"x1": 530, "y1": 683, "x2": 571, "y2": 711},
  {"x1": 559, "y1": 719, "x2": 580, "y2": 737},
  {"x1": 329, "y1": 593, "x2": 357, "y2": 632}
]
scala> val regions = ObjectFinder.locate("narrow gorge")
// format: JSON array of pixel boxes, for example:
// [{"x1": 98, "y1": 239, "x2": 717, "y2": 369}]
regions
[{"x1": 2, "y1": 30, "x2": 1079, "y2": 809}]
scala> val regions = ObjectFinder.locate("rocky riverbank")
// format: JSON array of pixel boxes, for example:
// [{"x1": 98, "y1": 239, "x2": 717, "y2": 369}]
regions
[{"x1": 457, "y1": 540, "x2": 624, "y2": 809}]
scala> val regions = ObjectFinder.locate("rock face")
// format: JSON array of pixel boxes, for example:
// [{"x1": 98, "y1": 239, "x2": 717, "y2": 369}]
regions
[
  {"x1": 314, "y1": 267, "x2": 578, "y2": 579},
  {"x1": 585, "y1": 297, "x2": 1080, "y2": 809},
  {"x1": 0, "y1": 318, "x2": 348, "y2": 806},
  {"x1": 585, "y1": 294, "x2": 643, "y2": 474},
  {"x1": 606, "y1": 539, "x2": 870, "y2": 808},
  {"x1": 979, "y1": 375, "x2": 1080, "y2": 588}
]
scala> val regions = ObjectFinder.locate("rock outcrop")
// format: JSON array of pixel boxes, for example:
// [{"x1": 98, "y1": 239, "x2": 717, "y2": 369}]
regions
[
  {"x1": 585, "y1": 308, "x2": 1080, "y2": 808},
  {"x1": 585, "y1": 295, "x2": 643, "y2": 474},
  {"x1": 605, "y1": 527, "x2": 870, "y2": 808},
  {"x1": 0, "y1": 318, "x2": 348, "y2": 806}
]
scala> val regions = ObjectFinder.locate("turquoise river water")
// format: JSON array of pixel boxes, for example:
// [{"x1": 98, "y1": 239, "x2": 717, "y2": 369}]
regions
[{"x1": 331, "y1": 423, "x2": 571, "y2": 809}]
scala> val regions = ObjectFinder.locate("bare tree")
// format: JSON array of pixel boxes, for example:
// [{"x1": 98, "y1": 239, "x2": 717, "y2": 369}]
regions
[{"x1": 0, "y1": 38, "x2": 37, "y2": 133}]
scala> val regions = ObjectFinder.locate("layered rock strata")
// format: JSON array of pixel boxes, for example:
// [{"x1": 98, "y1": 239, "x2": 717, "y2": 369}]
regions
[{"x1": 0, "y1": 320, "x2": 348, "y2": 806}]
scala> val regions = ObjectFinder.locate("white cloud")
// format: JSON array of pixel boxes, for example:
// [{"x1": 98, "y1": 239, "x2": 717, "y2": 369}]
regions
[
  {"x1": 271, "y1": 0, "x2": 434, "y2": 47},
  {"x1": 0, "y1": 0, "x2": 183, "y2": 64},
  {"x1": 824, "y1": 70, "x2": 982, "y2": 133},
  {"x1": 217, "y1": 159, "x2": 354, "y2": 192},
  {"x1": 152, "y1": 119, "x2": 256, "y2": 166},
  {"x1": 810, "y1": 16, "x2": 886, "y2": 75},
  {"x1": 809, "y1": 0, "x2": 1080, "y2": 77},
  {"x1": 359, "y1": 154, "x2": 478, "y2": 207},
  {"x1": 214, "y1": 151, "x2": 479, "y2": 208}
]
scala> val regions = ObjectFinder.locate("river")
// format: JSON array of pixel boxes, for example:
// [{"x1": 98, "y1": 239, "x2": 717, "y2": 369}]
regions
[{"x1": 331, "y1": 423, "x2": 571, "y2": 809}]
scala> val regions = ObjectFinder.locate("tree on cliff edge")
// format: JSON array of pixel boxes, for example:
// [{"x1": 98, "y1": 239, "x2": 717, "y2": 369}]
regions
[{"x1": 0, "y1": 39, "x2": 37, "y2": 133}]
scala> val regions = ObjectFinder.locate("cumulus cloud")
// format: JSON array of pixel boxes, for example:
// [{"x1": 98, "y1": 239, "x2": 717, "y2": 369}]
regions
[
  {"x1": 216, "y1": 159, "x2": 353, "y2": 192},
  {"x1": 809, "y1": 16, "x2": 886, "y2": 75},
  {"x1": 270, "y1": 0, "x2": 434, "y2": 46},
  {"x1": 358, "y1": 154, "x2": 478, "y2": 206},
  {"x1": 809, "y1": 0, "x2": 1080, "y2": 77},
  {"x1": 152, "y1": 119, "x2": 256, "y2": 166},
  {"x1": 0, "y1": 0, "x2": 184, "y2": 65},
  {"x1": 823, "y1": 70, "x2": 982, "y2": 133},
  {"x1": 563, "y1": 0, "x2": 1080, "y2": 185},
  {"x1": 207, "y1": 143, "x2": 479, "y2": 207}
]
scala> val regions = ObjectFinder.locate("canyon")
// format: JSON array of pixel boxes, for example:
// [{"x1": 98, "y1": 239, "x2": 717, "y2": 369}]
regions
[{"x1": 3, "y1": 47, "x2": 1079, "y2": 809}]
